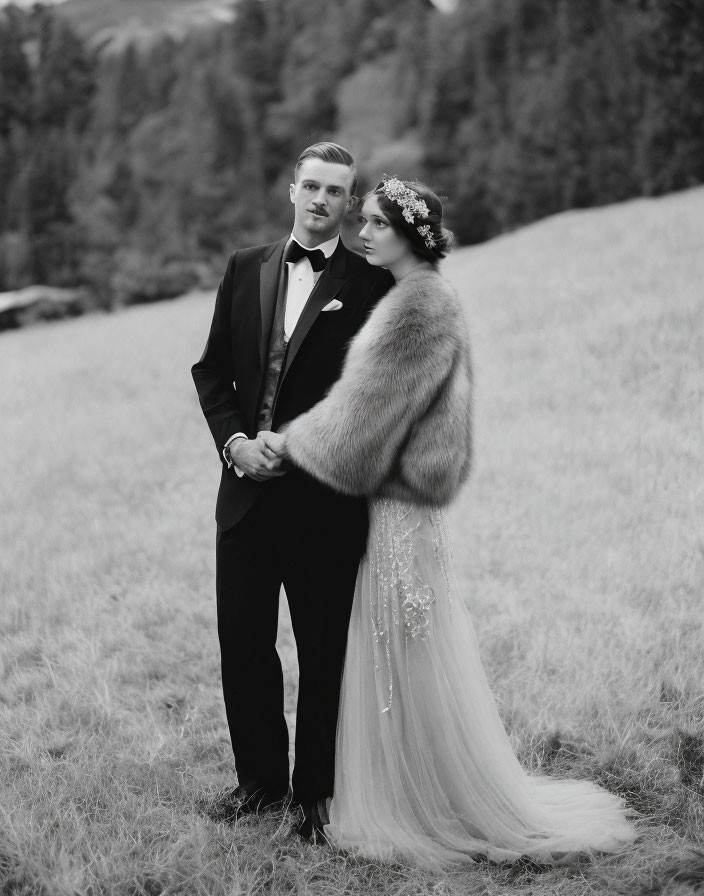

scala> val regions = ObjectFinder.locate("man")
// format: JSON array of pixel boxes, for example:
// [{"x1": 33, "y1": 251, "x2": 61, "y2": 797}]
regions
[{"x1": 191, "y1": 143, "x2": 393, "y2": 841}]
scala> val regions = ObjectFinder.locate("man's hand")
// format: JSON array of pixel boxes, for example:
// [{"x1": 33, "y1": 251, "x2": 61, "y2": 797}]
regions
[{"x1": 229, "y1": 433, "x2": 287, "y2": 481}]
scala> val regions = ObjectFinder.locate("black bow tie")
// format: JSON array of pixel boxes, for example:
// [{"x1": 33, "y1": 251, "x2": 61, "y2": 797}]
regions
[{"x1": 285, "y1": 240, "x2": 327, "y2": 272}]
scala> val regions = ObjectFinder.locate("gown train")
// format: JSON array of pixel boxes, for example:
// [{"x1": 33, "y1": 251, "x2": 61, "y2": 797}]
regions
[{"x1": 326, "y1": 498, "x2": 636, "y2": 869}]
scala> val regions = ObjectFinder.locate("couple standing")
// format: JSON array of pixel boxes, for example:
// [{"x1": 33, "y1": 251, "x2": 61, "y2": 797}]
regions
[{"x1": 192, "y1": 142, "x2": 635, "y2": 867}]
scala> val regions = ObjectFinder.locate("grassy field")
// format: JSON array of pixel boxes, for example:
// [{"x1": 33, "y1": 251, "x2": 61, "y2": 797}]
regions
[{"x1": 1, "y1": 188, "x2": 703, "y2": 895}]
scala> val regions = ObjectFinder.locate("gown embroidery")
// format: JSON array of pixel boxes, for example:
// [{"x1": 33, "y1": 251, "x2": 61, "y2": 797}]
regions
[{"x1": 369, "y1": 499, "x2": 440, "y2": 711}]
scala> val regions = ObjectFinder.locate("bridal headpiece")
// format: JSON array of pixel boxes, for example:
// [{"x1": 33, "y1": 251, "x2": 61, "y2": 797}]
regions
[{"x1": 379, "y1": 177, "x2": 437, "y2": 250}]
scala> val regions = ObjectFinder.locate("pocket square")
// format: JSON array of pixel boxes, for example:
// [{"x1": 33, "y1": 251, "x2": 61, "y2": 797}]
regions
[{"x1": 321, "y1": 299, "x2": 343, "y2": 312}]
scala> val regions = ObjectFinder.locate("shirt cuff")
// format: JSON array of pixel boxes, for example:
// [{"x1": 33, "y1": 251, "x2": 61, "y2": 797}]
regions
[{"x1": 223, "y1": 432, "x2": 247, "y2": 477}]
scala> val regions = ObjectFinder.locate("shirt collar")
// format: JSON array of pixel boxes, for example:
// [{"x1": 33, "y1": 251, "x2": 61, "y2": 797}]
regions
[{"x1": 288, "y1": 233, "x2": 340, "y2": 259}]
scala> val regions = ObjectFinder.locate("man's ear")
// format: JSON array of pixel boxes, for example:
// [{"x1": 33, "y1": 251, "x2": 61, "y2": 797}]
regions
[
  {"x1": 346, "y1": 195, "x2": 360, "y2": 212},
  {"x1": 289, "y1": 183, "x2": 296, "y2": 204}
]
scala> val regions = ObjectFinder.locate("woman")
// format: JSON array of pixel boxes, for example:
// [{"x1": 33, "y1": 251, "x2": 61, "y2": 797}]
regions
[{"x1": 271, "y1": 178, "x2": 636, "y2": 868}]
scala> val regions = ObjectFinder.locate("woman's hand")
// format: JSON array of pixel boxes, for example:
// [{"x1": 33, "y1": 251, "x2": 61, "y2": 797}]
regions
[
  {"x1": 230, "y1": 432, "x2": 287, "y2": 480},
  {"x1": 258, "y1": 430, "x2": 287, "y2": 461}
]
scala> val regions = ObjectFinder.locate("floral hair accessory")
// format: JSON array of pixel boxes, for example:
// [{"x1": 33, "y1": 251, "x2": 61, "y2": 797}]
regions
[
  {"x1": 379, "y1": 177, "x2": 430, "y2": 223},
  {"x1": 417, "y1": 224, "x2": 436, "y2": 249},
  {"x1": 378, "y1": 177, "x2": 437, "y2": 251}
]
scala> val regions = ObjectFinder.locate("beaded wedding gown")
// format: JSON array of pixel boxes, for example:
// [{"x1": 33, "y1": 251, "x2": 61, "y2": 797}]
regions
[{"x1": 325, "y1": 498, "x2": 636, "y2": 869}]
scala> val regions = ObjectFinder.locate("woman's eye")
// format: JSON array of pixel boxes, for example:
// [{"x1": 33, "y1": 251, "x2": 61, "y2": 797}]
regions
[{"x1": 357, "y1": 216, "x2": 367, "y2": 224}]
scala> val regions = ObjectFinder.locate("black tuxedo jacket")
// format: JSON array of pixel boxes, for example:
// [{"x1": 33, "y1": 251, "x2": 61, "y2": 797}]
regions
[{"x1": 192, "y1": 237, "x2": 393, "y2": 529}]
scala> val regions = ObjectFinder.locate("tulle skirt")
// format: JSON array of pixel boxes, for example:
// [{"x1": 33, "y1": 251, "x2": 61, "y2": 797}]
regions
[{"x1": 326, "y1": 498, "x2": 636, "y2": 869}]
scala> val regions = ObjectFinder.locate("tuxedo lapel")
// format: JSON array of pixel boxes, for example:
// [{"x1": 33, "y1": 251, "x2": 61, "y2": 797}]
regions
[
  {"x1": 282, "y1": 243, "x2": 347, "y2": 379},
  {"x1": 259, "y1": 239, "x2": 287, "y2": 369}
]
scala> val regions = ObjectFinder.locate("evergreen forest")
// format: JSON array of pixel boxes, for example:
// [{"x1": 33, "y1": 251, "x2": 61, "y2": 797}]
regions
[{"x1": 0, "y1": 0, "x2": 702, "y2": 307}]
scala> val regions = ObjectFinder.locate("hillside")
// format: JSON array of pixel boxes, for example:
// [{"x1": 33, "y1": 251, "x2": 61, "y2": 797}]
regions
[
  {"x1": 55, "y1": 0, "x2": 236, "y2": 50},
  {"x1": 1, "y1": 188, "x2": 702, "y2": 895},
  {"x1": 50, "y1": 0, "x2": 455, "y2": 53},
  {"x1": 1, "y1": 0, "x2": 702, "y2": 304}
]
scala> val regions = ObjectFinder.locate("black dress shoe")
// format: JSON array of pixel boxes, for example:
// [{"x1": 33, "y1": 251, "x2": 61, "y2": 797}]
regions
[
  {"x1": 295, "y1": 799, "x2": 331, "y2": 846},
  {"x1": 205, "y1": 784, "x2": 291, "y2": 824}
]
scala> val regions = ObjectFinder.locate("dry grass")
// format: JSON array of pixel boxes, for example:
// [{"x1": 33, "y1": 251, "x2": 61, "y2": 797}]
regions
[{"x1": 1, "y1": 187, "x2": 703, "y2": 895}]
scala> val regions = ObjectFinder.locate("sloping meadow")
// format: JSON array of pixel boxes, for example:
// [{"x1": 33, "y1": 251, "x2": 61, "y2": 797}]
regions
[{"x1": 1, "y1": 188, "x2": 702, "y2": 895}]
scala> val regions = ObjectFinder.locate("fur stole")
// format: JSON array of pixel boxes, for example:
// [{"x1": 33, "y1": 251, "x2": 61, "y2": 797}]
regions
[{"x1": 283, "y1": 268, "x2": 472, "y2": 507}]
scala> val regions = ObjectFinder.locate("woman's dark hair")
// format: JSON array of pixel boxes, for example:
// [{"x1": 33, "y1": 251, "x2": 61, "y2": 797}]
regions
[{"x1": 371, "y1": 177, "x2": 453, "y2": 263}]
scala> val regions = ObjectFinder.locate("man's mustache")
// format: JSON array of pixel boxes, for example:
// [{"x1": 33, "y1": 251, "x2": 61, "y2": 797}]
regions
[{"x1": 308, "y1": 206, "x2": 329, "y2": 216}]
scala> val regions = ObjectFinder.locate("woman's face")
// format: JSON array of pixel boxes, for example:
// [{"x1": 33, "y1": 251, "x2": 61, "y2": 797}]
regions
[{"x1": 358, "y1": 194, "x2": 413, "y2": 271}]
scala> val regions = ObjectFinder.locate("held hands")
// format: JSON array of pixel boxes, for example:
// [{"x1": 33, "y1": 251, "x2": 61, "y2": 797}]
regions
[
  {"x1": 230, "y1": 431, "x2": 288, "y2": 481},
  {"x1": 259, "y1": 430, "x2": 287, "y2": 459}
]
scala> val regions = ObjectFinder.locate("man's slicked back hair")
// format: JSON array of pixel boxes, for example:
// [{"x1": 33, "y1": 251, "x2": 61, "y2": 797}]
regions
[{"x1": 294, "y1": 142, "x2": 358, "y2": 196}]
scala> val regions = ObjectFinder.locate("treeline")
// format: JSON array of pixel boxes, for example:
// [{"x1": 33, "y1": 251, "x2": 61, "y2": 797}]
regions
[{"x1": 0, "y1": 0, "x2": 702, "y2": 306}]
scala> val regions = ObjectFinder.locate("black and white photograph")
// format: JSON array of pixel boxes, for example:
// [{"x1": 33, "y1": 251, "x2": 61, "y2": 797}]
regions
[{"x1": 1, "y1": 1, "x2": 702, "y2": 894}]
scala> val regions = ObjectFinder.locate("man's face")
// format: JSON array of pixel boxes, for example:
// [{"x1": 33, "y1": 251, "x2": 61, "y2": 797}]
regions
[{"x1": 289, "y1": 159, "x2": 355, "y2": 247}]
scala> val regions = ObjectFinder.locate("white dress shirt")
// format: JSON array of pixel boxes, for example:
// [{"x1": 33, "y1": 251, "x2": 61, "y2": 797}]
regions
[
  {"x1": 224, "y1": 233, "x2": 339, "y2": 474},
  {"x1": 283, "y1": 233, "x2": 339, "y2": 339}
]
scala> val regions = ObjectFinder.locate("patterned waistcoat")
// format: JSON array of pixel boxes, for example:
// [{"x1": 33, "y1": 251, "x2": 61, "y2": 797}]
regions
[{"x1": 257, "y1": 266, "x2": 289, "y2": 431}]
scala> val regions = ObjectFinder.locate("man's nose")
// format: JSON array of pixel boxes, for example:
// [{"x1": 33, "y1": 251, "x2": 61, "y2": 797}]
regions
[{"x1": 312, "y1": 188, "x2": 327, "y2": 205}]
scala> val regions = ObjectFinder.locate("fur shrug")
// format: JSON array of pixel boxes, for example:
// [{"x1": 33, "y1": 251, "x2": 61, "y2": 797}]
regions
[{"x1": 283, "y1": 268, "x2": 472, "y2": 508}]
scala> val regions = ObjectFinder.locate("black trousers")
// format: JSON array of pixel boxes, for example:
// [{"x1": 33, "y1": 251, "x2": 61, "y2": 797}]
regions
[{"x1": 215, "y1": 478, "x2": 368, "y2": 805}]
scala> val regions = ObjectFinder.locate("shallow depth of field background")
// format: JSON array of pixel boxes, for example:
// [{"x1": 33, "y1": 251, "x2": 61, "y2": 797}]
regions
[
  {"x1": 1, "y1": 186, "x2": 702, "y2": 896},
  {"x1": 1, "y1": 0, "x2": 703, "y2": 306}
]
